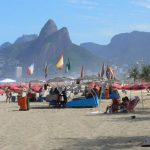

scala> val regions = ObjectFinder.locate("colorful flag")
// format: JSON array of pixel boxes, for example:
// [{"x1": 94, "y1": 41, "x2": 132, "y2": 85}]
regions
[
  {"x1": 65, "y1": 58, "x2": 71, "y2": 72},
  {"x1": 27, "y1": 63, "x2": 34, "y2": 75},
  {"x1": 109, "y1": 66, "x2": 115, "y2": 80},
  {"x1": 106, "y1": 65, "x2": 111, "y2": 80},
  {"x1": 100, "y1": 63, "x2": 105, "y2": 79},
  {"x1": 56, "y1": 54, "x2": 64, "y2": 69},
  {"x1": 106, "y1": 65, "x2": 115, "y2": 80},
  {"x1": 81, "y1": 66, "x2": 84, "y2": 78},
  {"x1": 44, "y1": 62, "x2": 48, "y2": 78}
]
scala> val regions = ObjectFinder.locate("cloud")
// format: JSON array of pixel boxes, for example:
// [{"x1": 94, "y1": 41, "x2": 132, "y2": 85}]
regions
[
  {"x1": 67, "y1": 0, "x2": 99, "y2": 10},
  {"x1": 131, "y1": 0, "x2": 150, "y2": 9}
]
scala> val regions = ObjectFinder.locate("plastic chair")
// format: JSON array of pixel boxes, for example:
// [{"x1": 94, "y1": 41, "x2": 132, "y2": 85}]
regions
[{"x1": 127, "y1": 96, "x2": 140, "y2": 112}]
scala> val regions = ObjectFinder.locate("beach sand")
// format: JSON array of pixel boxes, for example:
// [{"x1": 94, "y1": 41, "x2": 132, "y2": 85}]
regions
[{"x1": 0, "y1": 90, "x2": 150, "y2": 150}]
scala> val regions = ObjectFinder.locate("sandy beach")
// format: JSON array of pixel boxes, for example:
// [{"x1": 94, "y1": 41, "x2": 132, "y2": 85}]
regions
[{"x1": 0, "y1": 90, "x2": 150, "y2": 150}]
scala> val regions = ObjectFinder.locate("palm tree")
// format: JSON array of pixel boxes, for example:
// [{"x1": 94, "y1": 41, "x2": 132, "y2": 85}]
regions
[
  {"x1": 129, "y1": 66, "x2": 139, "y2": 83},
  {"x1": 140, "y1": 65, "x2": 150, "y2": 82}
]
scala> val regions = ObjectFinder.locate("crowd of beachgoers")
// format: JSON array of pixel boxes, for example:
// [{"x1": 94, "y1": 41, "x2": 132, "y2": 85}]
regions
[
  {"x1": 1, "y1": 79, "x2": 149, "y2": 113},
  {"x1": 0, "y1": 79, "x2": 150, "y2": 149}
]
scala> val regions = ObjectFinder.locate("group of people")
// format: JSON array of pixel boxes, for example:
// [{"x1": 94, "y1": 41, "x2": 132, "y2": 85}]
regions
[
  {"x1": 105, "y1": 96, "x2": 139, "y2": 114},
  {"x1": 84, "y1": 84, "x2": 120, "y2": 100},
  {"x1": 46, "y1": 86, "x2": 68, "y2": 108},
  {"x1": 82, "y1": 83, "x2": 139, "y2": 114}
]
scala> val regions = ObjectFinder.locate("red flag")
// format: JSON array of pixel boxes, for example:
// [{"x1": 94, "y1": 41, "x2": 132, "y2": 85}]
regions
[
  {"x1": 81, "y1": 66, "x2": 84, "y2": 78},
  {"x1": 106, "y1": 65, "x2": 111, "y2": 80},
  {"x1": 100, "y1": 63, "x2": 104, "y2": 79},
  {"x1": 44, "y1": 62, "x2": 48, "y2": 78}
]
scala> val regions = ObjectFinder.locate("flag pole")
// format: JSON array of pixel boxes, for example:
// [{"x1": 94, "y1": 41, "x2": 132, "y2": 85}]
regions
[
  {"x1": 141, "y1": 89, "x2": 144, "y2": 111},
  {"x1": 97, "y1": 79, "x2": 105, "y2": 113}
]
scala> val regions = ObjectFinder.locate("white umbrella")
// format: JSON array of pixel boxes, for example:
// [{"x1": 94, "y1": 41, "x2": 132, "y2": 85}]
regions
[{"x1": 0, "y1": 78, "x2": 16, "y2": 83}]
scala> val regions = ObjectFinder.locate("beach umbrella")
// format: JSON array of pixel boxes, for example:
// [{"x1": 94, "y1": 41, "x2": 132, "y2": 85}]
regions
[
  {"x1": 134, "y1": 82, "x2": 150, "y2": 89},
  {"x1": 111, "y1": 83, "x2": 122, "y2": 89},
  {"x1": 0, "y1": 84, "x2": 7, "y2": 88},
  {"x1": 18, "y1": 83, "x2": 29, "y2": 89},
  {"x1": 122, "y1": 84, "x2": 146, "y2": 90},
  {"x1": 9, "y1": 86, "x2": 21, "y2": 93},
  {"x1": 0, "y1": 89, "x2": 5, "y2": 95},
  {"x1": 31, "y1": 85, "x2": 42, "y2": 93}
]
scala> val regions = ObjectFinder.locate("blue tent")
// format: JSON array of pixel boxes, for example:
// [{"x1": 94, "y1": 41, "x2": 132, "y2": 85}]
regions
[{"x1": 66, "y1": 96, "x2": 99, "y2": 108}]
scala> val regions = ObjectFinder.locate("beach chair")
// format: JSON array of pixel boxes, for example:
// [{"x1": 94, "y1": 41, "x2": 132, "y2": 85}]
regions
[{"x1": 127, "y1": 96, "x2": 140, "y2": 112}]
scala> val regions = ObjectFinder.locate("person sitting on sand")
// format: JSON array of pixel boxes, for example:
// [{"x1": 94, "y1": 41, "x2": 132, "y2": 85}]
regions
[
  {"x1": 120, "y1": 96, "x2": 129, "y2": 113},
  {"x1": 105, "y1": 98, "x2": 121, "y2": 113}
]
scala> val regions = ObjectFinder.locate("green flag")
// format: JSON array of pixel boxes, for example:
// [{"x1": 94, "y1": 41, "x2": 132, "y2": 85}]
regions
[{"x1": 65, "y1": 58, "x2": 71, "y2": 72}]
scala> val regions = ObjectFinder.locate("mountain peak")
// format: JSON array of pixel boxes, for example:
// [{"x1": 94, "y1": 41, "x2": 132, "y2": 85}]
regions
[
  {"x1": 59, "y1": 27, "x2": 70, "y2": 38},
  {"x1": 39, "y1": 19, "x2": 58, "y2": 40},
  {"x1": 59, "y1": 27, "x2": 68, "y2": 32},
  {"x1": 0, "y1": 42, "x2": 11, "y2": 49},
  {"x1": 56, "y1": 27, "x2": 72, "y2": 45}
]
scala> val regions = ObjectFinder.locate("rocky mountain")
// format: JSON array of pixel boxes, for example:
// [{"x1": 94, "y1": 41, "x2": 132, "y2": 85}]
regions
[
  {"x1": 0, "y1": 19, "x2": 102, "y2": 79},
  {"x1": 14, "y1": 34, "x2": 38, "y2": 44},
  {"x1": 0, "y1": 42, "x2": 11, "y2": 49},
  {"x1": 80, "y1": 31, "x2": 150, "y2": 65},
  {"x1": 38, "y1": 19, "x2": 58, "y2": 40}
]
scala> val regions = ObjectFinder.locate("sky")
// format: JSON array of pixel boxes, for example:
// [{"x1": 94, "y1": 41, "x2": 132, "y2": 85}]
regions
[{"x1": 0, "y1": 0, "x2": 150, "y2": 45}]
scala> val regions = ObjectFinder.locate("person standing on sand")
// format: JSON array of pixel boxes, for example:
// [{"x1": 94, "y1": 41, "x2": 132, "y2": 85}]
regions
[
  {"x1": 5, "y1": 88, "x2": 12, "y2": 103},
  {"x1": 5, "y1": 88, "x2": 9, "y2": 103},
  {"x1": 8, "y1": 91, "x2": 12, "y2": 103}
]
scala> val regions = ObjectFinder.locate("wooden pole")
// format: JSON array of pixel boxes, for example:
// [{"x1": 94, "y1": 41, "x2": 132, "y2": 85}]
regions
[{"x1": 141, "y1": 90, "x2": 144, "y2": 111}]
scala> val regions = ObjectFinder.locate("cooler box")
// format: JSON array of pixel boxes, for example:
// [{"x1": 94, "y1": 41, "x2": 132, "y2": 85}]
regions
[{"x1": 18, "y1": 97, "x2": 27, "y2": 111}]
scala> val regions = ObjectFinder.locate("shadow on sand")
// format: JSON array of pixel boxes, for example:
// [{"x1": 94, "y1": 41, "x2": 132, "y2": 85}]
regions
[{"x1": 52, "y1": 136, "x2": 149, "y2": 150}]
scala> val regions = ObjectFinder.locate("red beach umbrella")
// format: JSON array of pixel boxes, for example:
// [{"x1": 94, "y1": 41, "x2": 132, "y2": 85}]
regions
[
  {"x1": 0, "y1": 89, "x2": 5, "y2": 95},
  {"x1": 122, "y1": 84, "x2": 146, "y2": 90},
  {"x1": 111, "y1": 83, "x2": 122, "y2": 89}
]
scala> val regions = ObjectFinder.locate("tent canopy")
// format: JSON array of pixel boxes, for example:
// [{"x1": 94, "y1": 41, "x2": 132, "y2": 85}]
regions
[{"x1": 0, "y1": 78, "x2": 16, "y2": 83}]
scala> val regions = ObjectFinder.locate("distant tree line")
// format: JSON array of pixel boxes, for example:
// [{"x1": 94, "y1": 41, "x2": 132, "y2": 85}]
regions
[{"x1": 129, "y1": 64, "x2": 150, "y2": 82}]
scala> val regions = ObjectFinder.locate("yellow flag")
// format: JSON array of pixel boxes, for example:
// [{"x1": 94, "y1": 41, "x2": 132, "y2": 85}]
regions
[{"x1": 56, "y1": 54, "x2": 64, "y2": 69}]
